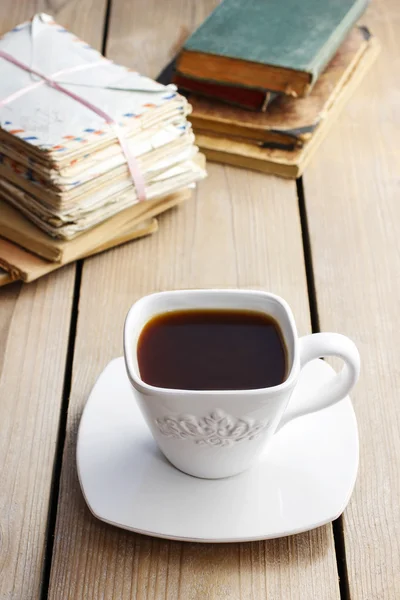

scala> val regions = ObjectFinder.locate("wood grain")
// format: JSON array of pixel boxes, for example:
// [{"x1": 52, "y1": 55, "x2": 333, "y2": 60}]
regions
[
  {"x1": 0, "y1": 0, "x2": 108, "y2": 48},
  {"x1": 303, "y1": 0, "x2": 400, "y2": 598},
  {"x1": 106, "y1": 0, "x2": 221, "y2": 78},
  {"x1": 0, "y1": 2, "x2": 108, "y2": 599},
  {"x1": 47, "y1": 2, "x2": 340, "y2": 597},
  {"x1": 0, "y1": 271, "x2": 75, "y2": 600}
]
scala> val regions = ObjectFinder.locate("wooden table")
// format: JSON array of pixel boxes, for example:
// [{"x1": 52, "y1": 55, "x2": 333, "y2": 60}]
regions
[{"x1": 1, "y1": 1, "x2": 399, "y2": 598}]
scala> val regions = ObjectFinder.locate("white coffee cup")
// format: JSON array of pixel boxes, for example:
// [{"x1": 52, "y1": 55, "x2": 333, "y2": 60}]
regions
[{"x1": 124, "y1": 289, "x2": 360, "y2": 479}]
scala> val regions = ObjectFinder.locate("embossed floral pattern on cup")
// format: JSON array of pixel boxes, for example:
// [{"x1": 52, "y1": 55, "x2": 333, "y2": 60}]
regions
[{"x1": 155, "y1": 409, "x2": 267, "y2": 447}]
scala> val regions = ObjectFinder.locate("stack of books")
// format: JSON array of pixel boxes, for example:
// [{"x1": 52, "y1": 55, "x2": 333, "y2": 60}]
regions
[
  {"x1": 0, "y1": 14, "x2": 206, "y2": 285},
  {"x1": 174, "y1": 0, "x2": 379, "y2": 178}
]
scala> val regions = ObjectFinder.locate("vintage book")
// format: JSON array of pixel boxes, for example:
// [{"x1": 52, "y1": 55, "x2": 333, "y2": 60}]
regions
[
  {"x1": 194, "y1": 36, "x2": 380, "y2": 178},
  {"x1": 176, "y1": 0, "x2": 369, "y2": 97},
  {"x1": 0, "y1": 188, "x2": 191, "y2": 262},
  {"x1": 174, "y1": 73, "x2": 277, "y2": 111},
  {"x1": 0, "y1": 219, "x2": 157, "y2": 283},
  {"x1": 188, "y1": 28, "x2": 371, "y2": 150}
]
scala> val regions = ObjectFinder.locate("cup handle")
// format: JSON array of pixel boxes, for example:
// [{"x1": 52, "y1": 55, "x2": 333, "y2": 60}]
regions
[{"x1": 278, "y1": 333, "x2": 360, "y2": 430}]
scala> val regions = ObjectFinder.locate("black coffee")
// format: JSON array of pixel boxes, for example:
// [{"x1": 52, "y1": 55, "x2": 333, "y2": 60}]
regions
[{"x1": 137, "y1": 309, "x2": 287, "y2": 391}]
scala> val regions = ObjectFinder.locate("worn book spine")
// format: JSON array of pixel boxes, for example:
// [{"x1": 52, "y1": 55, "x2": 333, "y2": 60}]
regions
[
  {"x1": 180, "y1": 0, "x2": 369, "y2": 92},
  {"x1": 174, "y1": 74, "x2": 278, "y2": 111},
  {"x1": 309, "y1": 0, "x2": 370, "y2": 85}
]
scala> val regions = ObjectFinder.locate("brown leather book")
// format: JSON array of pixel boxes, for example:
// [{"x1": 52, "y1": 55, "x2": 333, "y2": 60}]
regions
[{"x1": 174, "y1": 74, "x2": 277, "y2": 111}]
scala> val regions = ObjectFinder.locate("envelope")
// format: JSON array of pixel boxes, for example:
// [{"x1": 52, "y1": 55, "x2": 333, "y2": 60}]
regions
[
  {"x1": 0, "y1": 14, "x2": 206, "y2": 239},
  {"x1": 0, "y1": 13, "x2": 186, "y2": 152}
]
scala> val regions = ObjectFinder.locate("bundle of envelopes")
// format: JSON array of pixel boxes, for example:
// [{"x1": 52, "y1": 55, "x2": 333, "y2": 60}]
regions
[
  {"x1": 0, "y1": 14, "x2": 206, "y2": 285},
  {"x1": 174, "y1": 0, "x2": 380, "y2": 178}
]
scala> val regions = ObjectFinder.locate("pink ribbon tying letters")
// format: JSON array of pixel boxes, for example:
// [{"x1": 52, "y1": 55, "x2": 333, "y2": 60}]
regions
[{"x1": 0, "y1": 49, "x2": 147, "y2": 202}]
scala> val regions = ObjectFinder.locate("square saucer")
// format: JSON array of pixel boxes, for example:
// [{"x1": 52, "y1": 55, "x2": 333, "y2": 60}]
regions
[{"x1": 77, "y1": 358, "x2": 359, "y2": 542}]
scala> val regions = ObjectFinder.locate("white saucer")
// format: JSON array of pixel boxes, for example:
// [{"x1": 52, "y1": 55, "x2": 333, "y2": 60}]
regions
[{"x1": 77, "y1": 358, "x2": 359, "y2": 543}]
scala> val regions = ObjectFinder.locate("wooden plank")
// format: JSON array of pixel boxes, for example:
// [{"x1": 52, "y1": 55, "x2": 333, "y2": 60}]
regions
[
  {"x1": 47, "y1": 2, "x2": 341, "y2": 598},
  {"x1": 0, "y1": 0, "x2": 108, "y2": 46},
  {"x1": 0, "y1": 271, "x2": 76, "y2": 600},
  {"x1": 302, "y1": 1, "x2": 400, "y2": 598},
  {"x1": 0, "y1": 2, "x2": 108, "y2": 599}
]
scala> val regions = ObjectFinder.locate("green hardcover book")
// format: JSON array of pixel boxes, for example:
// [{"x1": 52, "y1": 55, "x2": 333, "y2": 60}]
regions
[{"x1": 176, "y1": 0, "x2": 369, "y2": 97}]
